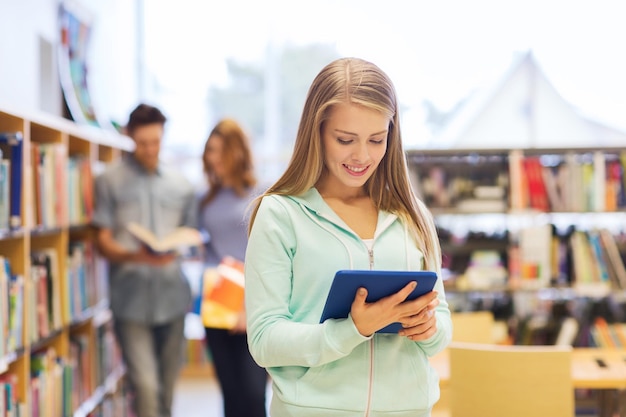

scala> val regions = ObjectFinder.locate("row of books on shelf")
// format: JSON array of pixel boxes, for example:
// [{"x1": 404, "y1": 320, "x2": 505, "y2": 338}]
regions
[
  {"x1": 0, "y1": 323, "x2": 124, "y2": 417},
  {"x1": 452, "y1": 226, "x2": 626, "y2": 293},
  {"x1": 84, "y1": 387, "x2": 134, "y2": 417},
  {"x1": 477, "y1": 293, "x2": 626, "y2": 347},
  {"x1": 414, "y1": 149, "x2": 626, "y2": 213},
  {"x1": 94, "y1": 322, "x2": 122, "y2": 390},
  {"x1": 0, "y1": 131, "x2": 94, "y2": 233},
  {"x1": 0, "y1": 241, "x2": 107, "y2": 359},
  {"x1": 184, "y1": 337, "x2": 211, "y2": 368},
  {"x1": 30, "y1": 347, "x2": 75, "y2": 417},
  {"x1": 510, "y1": 150, "x2": 626, "y2": 213},
  {"x1": 67, "y1": 241, "x2": 108, "y2": 321},
  {"x1": 513, "y1": 226, "x2": 626, "y2": 293},
  {"x1": 74, "y1": 320, "x2": 126, "y2": 417},
  {"x1": 32, "y1": 142, "x2": 94, "y2": 230},
  {"x1": 589, "y1": 317, "x2": 626, "y2": 348}
]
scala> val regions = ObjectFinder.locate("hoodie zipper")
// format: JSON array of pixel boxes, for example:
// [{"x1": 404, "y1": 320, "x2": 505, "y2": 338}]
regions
[
  {"x1": 368, "y1": 248, "x2": 374, "y2": 270},
  {"x1": 298, "y1": 203, "x2": 398, "y2": 417},
  {"x1": 365, "y1": 243, "x2": 375, "y2": 417},
  {"x1": 362, "y1": 215, "x2": 396, "y2": 417}
]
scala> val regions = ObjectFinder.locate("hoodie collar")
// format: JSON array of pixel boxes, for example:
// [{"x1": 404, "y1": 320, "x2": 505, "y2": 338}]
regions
[
  {"x1": 286, "y1": 187, "x2": 331, "y2": 215},
  {"x1": 286, "y1": 187, "x2": 398, "y2": 238}
]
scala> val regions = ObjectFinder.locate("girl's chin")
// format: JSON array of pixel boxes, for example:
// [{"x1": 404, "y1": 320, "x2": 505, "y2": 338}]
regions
[{"x1": 341, "y1": 175, "x2": 371, "y2": 188}]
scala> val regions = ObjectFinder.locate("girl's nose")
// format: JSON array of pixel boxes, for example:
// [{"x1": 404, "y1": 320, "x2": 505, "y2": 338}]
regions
[{"x1": 352, "y1": 142, "x2": 369, "y2": 161}]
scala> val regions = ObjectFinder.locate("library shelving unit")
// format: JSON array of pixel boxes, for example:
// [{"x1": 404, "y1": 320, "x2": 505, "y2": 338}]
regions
[
  {"x1": 0, "y1": 105, "x2": 134, "y2": 416},
  {"x1": 407, "y1": 146, "x2": 626, "y2": 347},
  {"x1": 180, "y1": 337, "x2": 214, "y2": 378}
]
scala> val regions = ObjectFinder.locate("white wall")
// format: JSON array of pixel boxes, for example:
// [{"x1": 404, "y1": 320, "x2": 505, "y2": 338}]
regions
[
  {"x1": 80, "y1": 0, "x2": 142, "y2": 125},
  {"x1": 0, "y1": 0, "x2": 140, "y2": 125}
]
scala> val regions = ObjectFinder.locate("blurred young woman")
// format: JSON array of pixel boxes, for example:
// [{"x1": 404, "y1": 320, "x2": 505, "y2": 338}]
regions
[{"x1": 198, "y1": 118, "x2": 267, "y2": 417}]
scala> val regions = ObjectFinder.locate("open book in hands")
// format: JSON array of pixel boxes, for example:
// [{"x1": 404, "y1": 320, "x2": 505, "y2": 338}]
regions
[
  {"x1": 200, "y1": 256, "x2": 245, "y2": 329},
  {"x1": 126, "y1": 222, "x2": 203, "y2": 255}
]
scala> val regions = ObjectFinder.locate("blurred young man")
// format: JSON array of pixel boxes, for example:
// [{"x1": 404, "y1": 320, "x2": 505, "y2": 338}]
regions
[{"x1": 92, "y1": 103, "x2": 197, "y2": 417}]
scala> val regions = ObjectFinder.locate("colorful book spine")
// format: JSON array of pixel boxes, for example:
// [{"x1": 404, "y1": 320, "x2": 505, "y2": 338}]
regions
[
  {"x1": 7, "y1": 274, "x2": 24, "y2": 351},
  {"x1": 0, "y1": 132, "x2": 23, "y2": 229},
  {"x1": 0, "y1": 159, "x2": 10, "y2": 231},
  {"x1": 521, "y1": 156, "x2": 550, "y2": 211},
  {"x1": 1, "y1": 373, "x2": 19, "y2": 417},
  {"x1": 0, "y1": 256, "x2": 7, "y2": 360}
]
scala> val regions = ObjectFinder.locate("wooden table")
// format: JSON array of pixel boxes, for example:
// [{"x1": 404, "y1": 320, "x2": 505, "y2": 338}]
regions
[
  {"x1": 430, "y1": 348, "x2": 626, "y2": 417},
  {"x1": 570, "y1": 348, "x2": 626, "y2": 417}
]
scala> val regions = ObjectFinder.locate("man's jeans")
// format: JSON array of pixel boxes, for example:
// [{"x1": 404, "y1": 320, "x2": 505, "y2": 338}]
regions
[{"x1": 114, "y1": 316, "x2": 186, "y2": 417}]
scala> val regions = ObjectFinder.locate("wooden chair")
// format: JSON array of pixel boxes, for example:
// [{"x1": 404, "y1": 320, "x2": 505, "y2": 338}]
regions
[
  {"x1": 448, "y1": 342, "x2": 574, "y2": 417},
  {"x1": 450, "y1": 311, "x2": 495, "y2": 343},
  {"x1": 432, "y1": 311, "x2": 496, "y2": 416}
]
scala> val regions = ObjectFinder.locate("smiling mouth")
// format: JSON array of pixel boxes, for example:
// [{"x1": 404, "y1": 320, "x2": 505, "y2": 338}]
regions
[{"x1": 344, "y1": 164, "x2": 369, "y2": 175}]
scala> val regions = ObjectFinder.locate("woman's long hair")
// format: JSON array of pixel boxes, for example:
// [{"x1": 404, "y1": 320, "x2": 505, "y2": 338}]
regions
[
  {"x1": 200, "y1": 118, "x2": 257, "y2": 209},
  {"x1": 248, "y1": 57, "x2": 440, "y2": 270}
]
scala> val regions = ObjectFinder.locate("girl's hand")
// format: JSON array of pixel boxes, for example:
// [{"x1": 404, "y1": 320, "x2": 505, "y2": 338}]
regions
[
  {"x1": 397, "y1": 296, "x2": 440, "y2": 341},
  {"x1": 350, "y1": 281, "x2": 438, "y2": 337}
]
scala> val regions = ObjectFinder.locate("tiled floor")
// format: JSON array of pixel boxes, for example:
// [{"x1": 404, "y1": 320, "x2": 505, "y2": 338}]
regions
[
  {"x1": 172, "y1": 376, "x2": 272, "y2": 417},
  {"x1": 172, "y1": 375, "x2": 603, "y2": 417},
  {"x1": 172, "y1": 377, "x2": 222, "y2": 417}
]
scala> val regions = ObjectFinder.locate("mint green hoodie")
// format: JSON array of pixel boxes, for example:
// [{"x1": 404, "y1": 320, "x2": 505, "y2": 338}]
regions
[{"x1": 245, "y1": 188, "x2": 452, "y2": 417}]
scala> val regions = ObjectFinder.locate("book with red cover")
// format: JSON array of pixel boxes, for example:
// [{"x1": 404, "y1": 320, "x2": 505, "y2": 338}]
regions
[{"x1": 522, "y1": 156, "x2": 550, "y2": 211}]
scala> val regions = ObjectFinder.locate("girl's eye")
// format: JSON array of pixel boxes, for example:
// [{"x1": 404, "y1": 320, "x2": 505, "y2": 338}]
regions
[
  {"x1": 337, "y1": 138, "x2": 352, "y2": 144},
  {"x1": 371, "y1": 139, "x2": 385, "y2": 144}
]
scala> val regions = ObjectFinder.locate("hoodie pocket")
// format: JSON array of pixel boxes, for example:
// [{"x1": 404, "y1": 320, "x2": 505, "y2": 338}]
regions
[
  {"x1": 294, "y1": 349, "x2": 371, "y2": 411},
  {"x1": 371, "y1": 336, "x2": 434, "y2": 412}
]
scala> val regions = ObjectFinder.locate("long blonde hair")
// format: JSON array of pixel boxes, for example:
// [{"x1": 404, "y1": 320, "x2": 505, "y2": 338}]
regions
[{"x1": 249, "y1": 57, "x2": 440, "y2": 270}]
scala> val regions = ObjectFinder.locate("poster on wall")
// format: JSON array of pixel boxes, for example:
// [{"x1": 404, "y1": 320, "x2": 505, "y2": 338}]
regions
[{"x1": 57, "y1": 0, "x2": 113, "y2": 130}]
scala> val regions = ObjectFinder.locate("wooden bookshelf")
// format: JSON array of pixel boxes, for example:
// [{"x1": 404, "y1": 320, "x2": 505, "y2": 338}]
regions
[
  {"x1": 180, "y1": 363, "x2": 214, "y2": 379},
  {"x1": 180, "y1": 337, "x2": 215, "y2": 379},
  {"x1": 0, "y1": 105, "x2": 133, "y2": 415}
]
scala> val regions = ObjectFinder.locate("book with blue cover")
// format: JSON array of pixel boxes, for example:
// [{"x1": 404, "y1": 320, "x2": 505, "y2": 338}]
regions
[
  {"x1": 0, "y1": 132, "x2": 23, "y2": 230},
  {"x1": 0, "y1": 160, "x2": 9, "y2": 231},
  {"x1": 320, "y1": 270, "x2": 438, "y2": 333}
]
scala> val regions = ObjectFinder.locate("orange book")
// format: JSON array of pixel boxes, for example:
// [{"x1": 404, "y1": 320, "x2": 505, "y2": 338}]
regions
[
  {"x1": 79, "y1": 157, "x2": 94, "y2": 221},
  {"x1": 200, "y1": 256, "x2": 245, "y2": 329},
  {"x1": 208, "y1": 257, "x2": 245, "y2": 311}
]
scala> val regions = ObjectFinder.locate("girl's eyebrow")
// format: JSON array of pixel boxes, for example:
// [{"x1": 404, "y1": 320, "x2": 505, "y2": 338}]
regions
[{"x1": 334, "y1": 129, "x2": 388, "y2": 137}]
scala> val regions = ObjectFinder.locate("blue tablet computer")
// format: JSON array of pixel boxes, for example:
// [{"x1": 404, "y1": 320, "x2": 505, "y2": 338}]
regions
[{"x1": 319, "y1": 270, "x2": 438, "y2": 334}]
